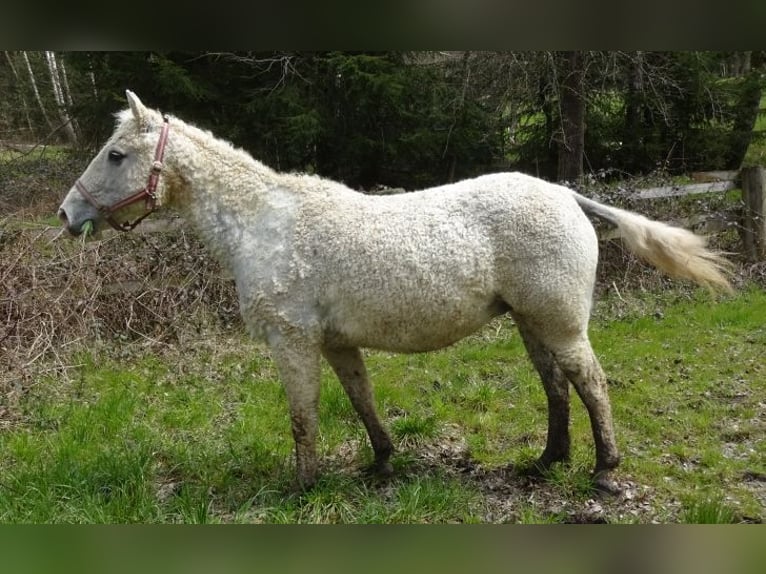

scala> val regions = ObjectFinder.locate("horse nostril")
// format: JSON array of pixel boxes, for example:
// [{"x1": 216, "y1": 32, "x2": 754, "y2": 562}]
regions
[{"x1": 57, "y1": 208, "x2": 81, "y2": 236}]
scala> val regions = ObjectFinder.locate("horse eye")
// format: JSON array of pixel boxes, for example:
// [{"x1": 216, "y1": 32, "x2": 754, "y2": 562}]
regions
[{"x1": 108, "y1": 150, "x2": 125, "y2": 163}]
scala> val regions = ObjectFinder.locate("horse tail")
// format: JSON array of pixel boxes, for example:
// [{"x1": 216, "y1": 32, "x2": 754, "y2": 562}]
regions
[{"x1": 573, "y1": 192, "x2": 734, "y2": 293}]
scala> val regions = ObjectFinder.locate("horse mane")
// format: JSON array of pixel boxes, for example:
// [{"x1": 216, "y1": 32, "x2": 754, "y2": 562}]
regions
[{"x1": 115, "y1": 104, "x2": 354, "y2": 207}]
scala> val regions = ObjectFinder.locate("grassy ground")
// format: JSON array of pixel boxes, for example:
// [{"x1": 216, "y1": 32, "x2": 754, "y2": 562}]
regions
[
  {"x1": 2, "y1": 116, "x2": 765, "y2": 524},
  {"x1": 0, "y1": 285, "x2": 763, "y2": 523}
]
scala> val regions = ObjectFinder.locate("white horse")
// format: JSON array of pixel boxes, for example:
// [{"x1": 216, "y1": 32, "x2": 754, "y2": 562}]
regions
[{"x1": 58, "y1": 90, "x2": 732, "y2": 494}]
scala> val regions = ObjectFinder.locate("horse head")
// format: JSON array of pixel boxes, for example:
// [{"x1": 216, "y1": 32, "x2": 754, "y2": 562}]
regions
[{"x1": 58, "y1": 90, "x2": 171, "y2": 235}]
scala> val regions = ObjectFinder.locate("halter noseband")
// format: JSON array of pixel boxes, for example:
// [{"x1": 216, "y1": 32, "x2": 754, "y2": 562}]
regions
[{"x1": 76, "y1": 116, "x2": 170, "y2": 232}]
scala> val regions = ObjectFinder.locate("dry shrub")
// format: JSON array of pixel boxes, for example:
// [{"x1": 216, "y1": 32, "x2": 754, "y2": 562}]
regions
[{"x1": 1, "y1": 220, "x2": 240, "y2": 398}]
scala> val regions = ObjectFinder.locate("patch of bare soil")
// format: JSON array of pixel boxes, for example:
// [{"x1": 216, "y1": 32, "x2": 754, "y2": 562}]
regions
[{"x1": 325, "y1": 423, "x2": 665, "y2": 524}]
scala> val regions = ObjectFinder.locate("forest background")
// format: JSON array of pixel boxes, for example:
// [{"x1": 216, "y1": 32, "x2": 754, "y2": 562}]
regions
[{"x1": 2, "y1": 51, "x2": 764, "y2": 191}]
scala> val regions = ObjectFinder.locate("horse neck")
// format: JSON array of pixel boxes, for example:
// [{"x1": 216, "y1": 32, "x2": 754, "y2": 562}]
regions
[
  {"x1": 170, "y1": 121, "x2": 278, "y2": 201},
  {"x1": 166, "y1": 120, "x2": 287, "y2": 263}
]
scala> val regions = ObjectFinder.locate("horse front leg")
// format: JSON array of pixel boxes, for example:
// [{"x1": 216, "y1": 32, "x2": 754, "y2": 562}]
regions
[
  {"x1": 322, "y1": 346, "x2": 394, "y2": 477},
  {"x1": 269, "y1": 339, "x2": 322, "y2": 490}
]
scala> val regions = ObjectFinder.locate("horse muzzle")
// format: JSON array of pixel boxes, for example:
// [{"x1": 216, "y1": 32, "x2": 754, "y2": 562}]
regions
[{"x1": 57, "y1": 205, "x2": 87, "y2": 236}]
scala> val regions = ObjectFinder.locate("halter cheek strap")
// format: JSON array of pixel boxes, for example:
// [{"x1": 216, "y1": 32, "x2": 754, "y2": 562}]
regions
[{"x1": 76, "y1": 116, "x2": 170, "y2": 232}]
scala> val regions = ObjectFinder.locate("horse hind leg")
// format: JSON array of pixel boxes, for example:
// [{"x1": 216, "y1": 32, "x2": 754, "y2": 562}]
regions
[
  {"x1": 322, "y1": 346, "x2": 394, "y2": 477},
  {"x1": 514, "y1": 318, "x2": 572, "y2": 473},
  {"x1": 551, "y1": 336, "x2": 622, "y2": 494},
  {"x1": 512, "y1": 307, "x2": 621, "y2": 494}
]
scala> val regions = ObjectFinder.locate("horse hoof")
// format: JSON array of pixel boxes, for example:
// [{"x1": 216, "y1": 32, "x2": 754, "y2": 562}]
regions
[
  {"x1": 373, "y1": 460, "x2": 394, "y2": 478},
  {"x1": 518, "y1": 455, "x2": 568, "y2": 478},
  {"x1": 592, "y1": 473, "x2": 623, "y2": 497},
  {"x1": 518, "y1": 462, "x2": 546, "y2": 478}
]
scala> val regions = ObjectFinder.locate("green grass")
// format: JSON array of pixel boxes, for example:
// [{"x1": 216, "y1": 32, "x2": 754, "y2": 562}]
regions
[
  {"x1": 680, "y1": 494, "x2": 738, "y2": 524},
  {"x1": 1, "y1": 286, "x2": 764, "y2": 523}
]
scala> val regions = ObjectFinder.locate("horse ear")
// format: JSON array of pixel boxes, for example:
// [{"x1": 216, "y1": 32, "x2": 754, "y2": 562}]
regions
[{"x1": 126, "y1": 90, "x2": 147, "y2": 124}]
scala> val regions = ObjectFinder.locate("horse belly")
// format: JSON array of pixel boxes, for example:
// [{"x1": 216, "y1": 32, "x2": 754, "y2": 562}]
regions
[{"x1": 324, "y1": 292, "x2": 504, "y2": 353}]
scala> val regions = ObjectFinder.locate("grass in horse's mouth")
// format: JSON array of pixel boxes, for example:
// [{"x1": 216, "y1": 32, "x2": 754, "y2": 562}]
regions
[{"x1": 81, "y1": 220, "x2": 94, "y2": 238}]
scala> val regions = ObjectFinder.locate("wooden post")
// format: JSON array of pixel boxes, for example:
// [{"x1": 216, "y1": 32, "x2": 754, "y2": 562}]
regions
[{"x1": 741, "y1": 166, "x2": 766, "y2": 261}]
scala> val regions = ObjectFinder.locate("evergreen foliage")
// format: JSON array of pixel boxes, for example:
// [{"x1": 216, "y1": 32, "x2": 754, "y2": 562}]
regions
[{"x1": 2, "y1": 51, "x2": 764, "y2": 189}]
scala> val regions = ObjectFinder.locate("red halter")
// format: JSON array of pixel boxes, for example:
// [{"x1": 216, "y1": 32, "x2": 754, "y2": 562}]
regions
[{"x1": 76, "y1": 116, "x2": 170, "y2": 232}]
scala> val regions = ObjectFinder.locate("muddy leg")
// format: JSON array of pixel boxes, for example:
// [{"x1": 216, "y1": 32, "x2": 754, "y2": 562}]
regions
[
  {"x1": 553, "y1": 338, "x2": 622, "y2": 495},
  {"x1": 322, "y1": 346, "x2": 394, "y2": 477},
  {"x1": 515, "y1": 320, "x2": 571, "y2": 473},
  {"x1": 270, "y1": 340, "x2": 322, "y2": 490}
]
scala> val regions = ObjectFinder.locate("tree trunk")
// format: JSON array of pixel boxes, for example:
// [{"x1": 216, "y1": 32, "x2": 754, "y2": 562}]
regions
[
  {"x1": 3, "y1": 51, "x2": 34, "y2": 135},
  {"x1": 725, "y1": 52, "x2": 762, "y2": 170},
  {"x1": 45, "y1": 51, "x2": 78, "y2": 145},
  {"x1": 59, "y1": 54, "x2": 75, "y2": 106},
  {"x1": 729, "y1": 51, "x2": 752, "y2": 77},
  {"x1": 443, "y1": 51, "x2": 471, "y2": 182},
  {"x1": 622, "y1": 51, "x2": 645, "y2": 172},
  {"x1": 87, "y1": 52, "x2": 99, "y2": 98},
  {"x1": 537, "y1": 53, "x2": 557, "y2": 179},
  {"x1": 22, "y1": 51, "x2": 53, "y2": 130},
  {"x1": 741, "y1": 166, "x2": 766, "y2": 261},
  {"x1": 556, "y1": 51, "x2": 586, "y2": 183}
]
